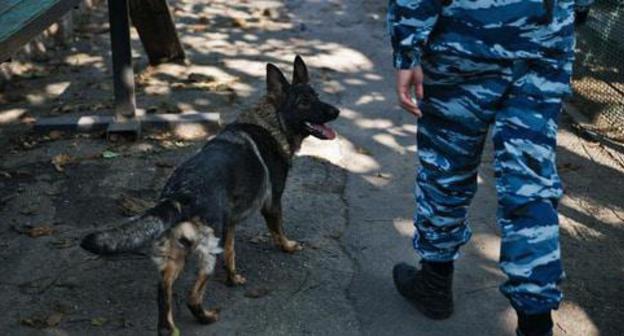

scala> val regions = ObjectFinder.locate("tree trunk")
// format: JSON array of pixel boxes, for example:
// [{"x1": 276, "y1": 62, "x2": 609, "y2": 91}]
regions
[{"x1": 128, "y1": 0, "x2": 185, "y2": 66}]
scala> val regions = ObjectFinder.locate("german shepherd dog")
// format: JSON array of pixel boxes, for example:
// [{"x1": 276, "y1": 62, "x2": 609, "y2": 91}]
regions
[{"x1": 80, "y1": 56, "x2": 339, "y2": 336}]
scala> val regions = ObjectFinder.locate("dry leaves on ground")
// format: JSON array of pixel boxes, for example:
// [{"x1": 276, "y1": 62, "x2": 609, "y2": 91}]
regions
[
  {"x1": 21, "y1": 312, "x2": 64, "y2": 329},
  {"x1": 244, "y1": 287, "x2": 270, "y2": 299},
  {"x1": 117, "y1": 194, "x2": 154, "y2": 216},
  {"x1": 146, "y1": 101, "x2": 182, "y2": 114},
  {"x1": 249, "y1": 233, "x2": 270, "y2": 244},
  {"x1": 51, "y1": 153, "x2": 73, "y2": 172},
  {"x1": 48, "y1": 238, "x2": 76, "y2": 249},
  {"x1": 25, "y1": 225, "x2": 56, "y2": 238},
  {"x1": 101, "y1": 150, "x2": 120, "y2": 159},
  {"x1": 91, "y1": 317, "x2": 107, "y2": 327}
]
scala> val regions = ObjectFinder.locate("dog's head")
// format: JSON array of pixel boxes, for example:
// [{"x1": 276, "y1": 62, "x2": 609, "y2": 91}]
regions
[{"x1": 265, "y1": 56, "x2": 340, "y2": 143}]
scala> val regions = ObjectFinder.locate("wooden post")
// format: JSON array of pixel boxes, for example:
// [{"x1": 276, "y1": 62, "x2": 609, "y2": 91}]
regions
[
  {"x1": 128, "y1": 0, "x2": 185, "y2": 66},
  {"x1": 108, "y1": 0, "x2": 136, "y2": 119},
  {"x1": 107, "y1": 0, "x2": 139, "y2": 138}
]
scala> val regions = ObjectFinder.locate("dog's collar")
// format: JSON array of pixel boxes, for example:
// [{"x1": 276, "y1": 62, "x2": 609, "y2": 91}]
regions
[{"x1": 236, "y1": 98, "x2": 296, "y2": 161}]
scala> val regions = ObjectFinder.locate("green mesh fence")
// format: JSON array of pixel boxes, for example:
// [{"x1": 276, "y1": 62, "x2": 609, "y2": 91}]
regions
[{"x1": 572, "y1": 0, "x2": 624, "y2": 141}]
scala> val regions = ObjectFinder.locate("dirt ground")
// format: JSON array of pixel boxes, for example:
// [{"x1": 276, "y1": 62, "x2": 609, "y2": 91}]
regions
[{"x1": 1, "y1": 1, "x2": 623, "y2": 335}]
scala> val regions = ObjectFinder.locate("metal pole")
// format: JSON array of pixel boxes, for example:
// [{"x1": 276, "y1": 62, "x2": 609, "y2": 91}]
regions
[{"x1": 108, "y1": 0, "x2": 136, "y2": 120}]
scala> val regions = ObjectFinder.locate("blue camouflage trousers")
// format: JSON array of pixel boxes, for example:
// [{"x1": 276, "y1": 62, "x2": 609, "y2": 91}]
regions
[{"x1": 413, "y1": 54, "x2": 569, "y2": 314}]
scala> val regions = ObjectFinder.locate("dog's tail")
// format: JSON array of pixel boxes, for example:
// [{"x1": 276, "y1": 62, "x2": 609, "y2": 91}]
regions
[{"x1": 80, "y1": 200, "x2": 181, "y2": 255}]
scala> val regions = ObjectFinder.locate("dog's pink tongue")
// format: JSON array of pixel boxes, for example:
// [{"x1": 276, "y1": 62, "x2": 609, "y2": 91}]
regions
[{"x1": 316, "y1": 124, "x2": 336, "y2": 140}]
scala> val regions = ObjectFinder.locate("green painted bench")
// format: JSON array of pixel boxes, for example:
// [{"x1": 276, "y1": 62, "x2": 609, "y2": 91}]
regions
[
  {"x1": 0, "y1": 0, "x2": 81, "y2": 63},
  {"x1": 1, "y1": 0, "x2": 218, "y2": 139}
]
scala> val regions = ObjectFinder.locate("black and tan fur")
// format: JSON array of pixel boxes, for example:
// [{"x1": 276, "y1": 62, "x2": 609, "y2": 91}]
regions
[{"x1": 80, "y1": 56, "x2": 339, "y2": 336}]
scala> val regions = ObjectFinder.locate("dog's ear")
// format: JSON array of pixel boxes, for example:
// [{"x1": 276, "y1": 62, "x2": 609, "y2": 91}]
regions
[
  {"x1": 266, "y1": 63, "x2": 290, "y2": 104},
  {"x1": 292, "y1": 55, "x2": 309, "y2": 85}
]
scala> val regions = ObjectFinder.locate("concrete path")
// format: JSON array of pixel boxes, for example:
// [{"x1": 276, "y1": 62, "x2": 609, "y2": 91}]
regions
[{"x1": 0, "y1": 0, "x2": 622, "y2": 335}]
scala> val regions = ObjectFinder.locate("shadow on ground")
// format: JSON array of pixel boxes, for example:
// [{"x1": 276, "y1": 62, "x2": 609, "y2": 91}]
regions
[{"x1": 0, "y1": 0, "x2": 622, "y2": 335}]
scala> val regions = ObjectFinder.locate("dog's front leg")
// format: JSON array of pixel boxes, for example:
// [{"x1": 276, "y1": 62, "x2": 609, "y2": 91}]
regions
[{"x1": 262, "y1": 202, "x2": 303, "y2": 253}]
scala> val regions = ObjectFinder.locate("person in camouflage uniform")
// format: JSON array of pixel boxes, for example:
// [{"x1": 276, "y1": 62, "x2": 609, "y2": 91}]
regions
[{"x1": 387, "y1": 1, "x2": 593, "y2": 335}]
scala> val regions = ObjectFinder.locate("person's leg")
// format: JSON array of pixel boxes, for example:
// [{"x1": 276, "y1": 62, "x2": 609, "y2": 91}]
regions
[
  {"x1": 394, "y1": 55, "x2": 509, "y2": 319},
  {"x1": 494, "y1": 59, "x2": 570, "y2": 335},
  {"x1": 413, "y1": 56, "x2": 511, "y2": 262},
  {"x1": 410, "y1": 95, "x2": 485, "y2": 261}
]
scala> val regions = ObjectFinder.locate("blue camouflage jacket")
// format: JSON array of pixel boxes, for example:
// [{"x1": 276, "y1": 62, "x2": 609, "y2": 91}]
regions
[{"x1": 388, "y1": 0, "x2": 595, "y2": 69}]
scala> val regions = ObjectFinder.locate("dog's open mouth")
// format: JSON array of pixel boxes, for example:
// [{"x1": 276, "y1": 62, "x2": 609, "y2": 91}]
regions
[{"x1": 305, "y1": 122, "x2": 336, "y2": 140}]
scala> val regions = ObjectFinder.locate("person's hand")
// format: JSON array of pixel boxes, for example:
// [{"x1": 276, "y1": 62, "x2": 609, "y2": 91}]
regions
[{"x1": 396, "y1": 67, "x2": 424, "y2": 118}]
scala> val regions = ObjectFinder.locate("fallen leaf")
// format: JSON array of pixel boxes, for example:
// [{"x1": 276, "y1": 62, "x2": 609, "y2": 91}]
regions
[
  {"x1": 19, "y1": 207, "x2": 38, "y2": 215},
  {"x1": 174, "y1": 141, "x2": 187, "y2": 147},
  {"x1": 21, "y1": 116, "x2": 36, "y2": 124},
  {"x1": 96, "y1": 82, "x2": 111, "y2": 91},
  {"x1": 189, "y1": 24, "x2": 208, "y2": 33},
  {"x1": 20, "y1": 311, "x2": 63, "y2": 329},
  {"x1": 197, "y1": 15, "x2": 209, "y2": 24},
  {"x1": 214, "y1": 83, "x2": 233, "y2": 92},
  {"x1": 146, "y1": 131, "x2": 174, "y2": 141},
  {"x1": 13, "y1": 169, "x2": 32, "y2": 178},
  {"x1": 51, "y1": 154, "x2": 73, "y2": 172},
  {"x1": 25, "y1": 225, "x2": 56, "y2": 238},
  {"x1": 376, "y1": 172, "x2": 390, "y2": 179},
  {"x1": 101, "y1": 150, "x2": 120, "y2": 159},
  {"x1": 187, "y1": 73, "x2": 216, "y2": 83},
  {"x1": 46, "y1": 312, "x2": 63, "y2": 327},
  {"x1": 20, "y1": 69, "x2": 50, "y2": 79},
  {"x1": 244, "y1": 287, "x2": 270, "y2": 299},
  {"x1": 20, "y1": 318, "x2": 37, "y2": 328},
  {"x1": 49, "y1": 238, "x2": 75, "y2": 249},
  {"x1": 91, "y1": 317, "x2": 107, "y2": 327},
  {"x1": 230, "y1": 16, "x2": 248, "y2": 28},
  {"x1": 44, "y1": 189, "x2": 61, "y2": 196},
  {"x1": 151, "y1": 101, "x2": 181, "y2": 114},
  {"x1": 249, "y1": 234, "x2": 269, "y2": 244},
  {"x1": 92, "y1": 102, "x2": 109, "y2": 111},
  {"x1": 21, "y1": 140, "x2": 38, "y2": 149},
  {"x1": 261, "y1": 8, "x2": 280, "y2": 19},
  {"x1": 117, "y1": 194, "x2": 154, "y2": 216},
  {"x1": 136, "y1": 66, "x2": 160, "y2": 85},
  {"x1": 155, "y1": 161, "x2": 174, "y2": 168},
  {"x1": 356, "y1": 146, "x2": 372, "y2": 156},
  {"x1": 160, "y1": 140, "x2": 175, "y2": 149},
  {"x1": 48, "y1": 130, "x2": 64, "y2": 140}
]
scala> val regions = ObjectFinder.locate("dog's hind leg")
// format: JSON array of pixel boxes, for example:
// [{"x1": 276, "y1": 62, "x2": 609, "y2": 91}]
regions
[
  {"x1": 152, "y1": 223, "x2": 194, "y2": 336},
  {"x1": 262, "y1": 203, "x2": 302, "y2": 253},
  {"x1": 187, "y1": 226, "x2": 222, "y2": 324},
  {"x1": 223, "y1": 223, "x2": 246, "y2": 286}
]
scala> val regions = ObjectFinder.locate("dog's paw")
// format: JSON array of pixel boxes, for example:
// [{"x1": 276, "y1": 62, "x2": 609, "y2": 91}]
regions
[
  {"x1": 227, "y1": 273, "x2": 247, "y2": 286},
  {"x1": 281, "y1": 240, "x2": 303, "y2": 253},
  {"x1": 191, "y1": 306, "x2": 220, "y2": 325}
]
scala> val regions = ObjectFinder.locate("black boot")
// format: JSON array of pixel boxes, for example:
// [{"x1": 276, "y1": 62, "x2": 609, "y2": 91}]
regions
[
  {"x1": 392, "y1": 261, "x2": 453, "y2": 319},
  {"x1": 516, "y1": 311, "x2": 553, "y2": 336}
]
